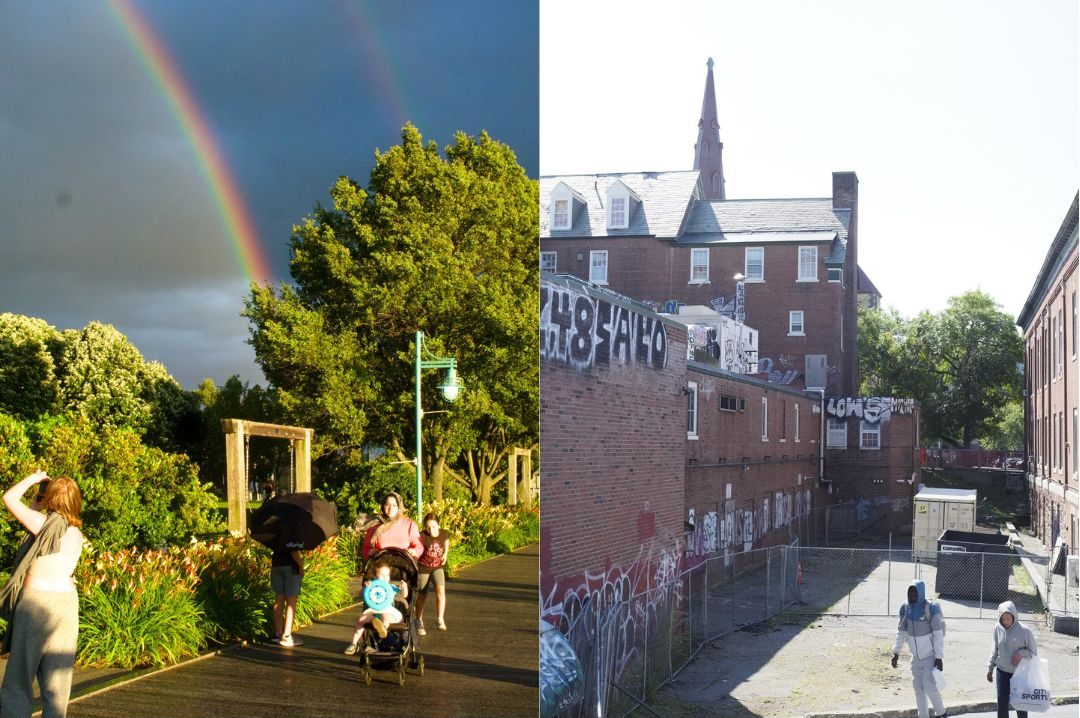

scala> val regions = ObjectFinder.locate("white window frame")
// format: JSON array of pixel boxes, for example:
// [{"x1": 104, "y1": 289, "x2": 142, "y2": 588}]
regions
[
  {"x1": 552, "y1": 198, "x2": 570, "y2": 230},
  {"x1": 860, "y1": 420, "x2": 881, "y2": 450},
  {"x1": 794, "y1": 403, "x2": 801, "y2": 442},
  {"x1": 540, "y1": 251, "x2": 557, "y2": 273},
  {"x1": 687, "y1": 382, "x2": 698, "y2": 439},
  {"x1": 761, "y1": 397, "x2": 769, "y2": 441},
  {"x1": 797, "y1": 246, "x2": 818, "y2": 282},
  {"x1": 690, "y1": 248, "x2": 710, "y2": 284},
  {"x1": 827, "y1": 267, "x2": 842, "y2": 283},
  {"x1": 789, "y1": 310, "x2": 805, "y2": 336},
  {"x1": 745, "y1": 247, "x2": 764, "y2": 282},
  {"x1": 589, "y1": 250, "x2": 608, "y2": 285},
  {"x1": 827, "y1": 418, "x2": 847, "y2": 448},
  {"x1": 609, "y1": 195, "x2": 628, "y2": 229}
]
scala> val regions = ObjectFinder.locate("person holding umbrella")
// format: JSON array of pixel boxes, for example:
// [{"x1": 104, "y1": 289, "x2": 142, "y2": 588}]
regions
[
  {"x1": 362, "y1": 492, "x2": 423, "y2": 560},
  {"x1": 249, "y1": 492, "x2": 339, "y2": 648}
]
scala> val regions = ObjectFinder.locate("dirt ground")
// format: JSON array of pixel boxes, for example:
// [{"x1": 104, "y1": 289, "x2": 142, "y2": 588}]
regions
[{"x1": 651, "y1": 612, "x2": 1079, "y2": 718}]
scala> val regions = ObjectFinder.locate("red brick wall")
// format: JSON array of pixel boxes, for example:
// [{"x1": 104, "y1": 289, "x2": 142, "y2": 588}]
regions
[
  {"x1": 824, "y1": 400, "x2": 921, "y2": 533},
  {"x1": 684, "y1": 368, "x2": 824, "y2": 553},
  {"x1": 540, "y1": 278, "x2": 688, "y2": 586},
  {"x1": 539, "y1": 238, "x2": 856, "y2": 395}
]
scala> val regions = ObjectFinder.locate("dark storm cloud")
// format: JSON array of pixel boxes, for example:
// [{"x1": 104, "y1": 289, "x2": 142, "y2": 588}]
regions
[{"x1": 0, "y1": 1, "x2": 538, "y2": 389}]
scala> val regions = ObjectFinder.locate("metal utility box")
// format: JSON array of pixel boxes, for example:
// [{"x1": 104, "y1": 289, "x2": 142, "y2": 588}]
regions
[
  {"x1": 934, "y1": 530, "x2": 1014, "y2": 600},
  {"x1": 913, "y1": 488, "x2": 976, "y2": 557}
]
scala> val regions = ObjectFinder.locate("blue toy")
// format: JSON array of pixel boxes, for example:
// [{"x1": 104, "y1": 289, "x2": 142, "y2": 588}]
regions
[{"x1": 363, "y1": 578, "x2": 397, "y2": 611}]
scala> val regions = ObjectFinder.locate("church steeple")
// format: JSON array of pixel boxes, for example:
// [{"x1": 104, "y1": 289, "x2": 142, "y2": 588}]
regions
[{"x1": 693, "y1": 57, "x2": 726, "y2": 200}]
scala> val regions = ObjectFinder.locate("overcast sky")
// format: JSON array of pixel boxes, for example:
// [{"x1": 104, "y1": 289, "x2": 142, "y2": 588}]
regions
[
  {"x1": 1, "y1": 0, "x2": 538, "y2": 389},
  {"x1": 540, "y1": 0, "x2": 1079, "y2": 323}
]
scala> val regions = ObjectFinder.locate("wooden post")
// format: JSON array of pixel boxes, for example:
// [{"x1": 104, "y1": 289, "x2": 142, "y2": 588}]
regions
[
  {"x1": 521, "y1": 450, "x2": 533, "y2": 509},
  {"x1": 293, "y1": 429, "x2": 312, "y2": 493},
  {"x1": 508, "y1": 451, "x2": 518, "y2": 506},
  {"x1": 222, "y1": 419, "x2": 247, "y2": 535}
]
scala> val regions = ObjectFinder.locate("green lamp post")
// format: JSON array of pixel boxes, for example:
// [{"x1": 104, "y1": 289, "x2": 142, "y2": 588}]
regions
[{"x1": 414, "y1": 331, "x2": 463, "y2": 522}]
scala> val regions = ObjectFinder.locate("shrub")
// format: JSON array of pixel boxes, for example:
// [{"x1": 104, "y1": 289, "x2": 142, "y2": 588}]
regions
[
  {"x1": 192, "y1": 538, "x2": 273, "y2": 643},
  {"x1": 75, "y1": 546, "x2": 205, "y2": 668},
  {"x1": 294, "y1": 539, "x2": 352, "y2": 626}
]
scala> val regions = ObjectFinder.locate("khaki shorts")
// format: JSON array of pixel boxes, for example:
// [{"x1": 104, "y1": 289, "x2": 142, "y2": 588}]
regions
[
  {"x1": 418, "y1": 567, "x2": 446, "y2": 592},
  {"x1": 271, "y1": 565, "x2": 303, "y2": 597}
]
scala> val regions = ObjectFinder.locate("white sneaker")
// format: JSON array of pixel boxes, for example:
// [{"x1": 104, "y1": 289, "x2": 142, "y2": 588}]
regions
[
  {"x1": 344, "y1": 642, "x2": 359, "y2": 655},
  {"x1": 416, "y1": 619, "x2": 426, "y2": 636},
  {"x1": 279, "y1": 634, "x2": 303, "y2": 647}
]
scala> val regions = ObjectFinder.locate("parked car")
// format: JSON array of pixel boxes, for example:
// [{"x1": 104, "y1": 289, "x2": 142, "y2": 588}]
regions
[{"x1": 1004, "y1": 457, "x2": 1025, "y2": 470}]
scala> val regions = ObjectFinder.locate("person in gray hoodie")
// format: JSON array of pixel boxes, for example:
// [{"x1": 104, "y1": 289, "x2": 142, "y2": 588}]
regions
[
  {"x1": 986, "y1": 600, "x2": 1037, "y2": 718},
  {"x1": 890, "y1": 579, "x2": 948, "y2": 718}
]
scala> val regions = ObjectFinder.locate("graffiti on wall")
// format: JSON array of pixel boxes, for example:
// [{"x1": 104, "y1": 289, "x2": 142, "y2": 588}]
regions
[
  {"x1": 540, "y1": 283, "x2": 668, "y2": 371},
  {"x1": 541, "y1": 538, "x2": 684, "y2": 716},
  {"x1": 756, "y1": 355, "x2": 800, "y2": 385},
  {"x1": 826, "y1": 396, "x2": 915, "y2": 423}
]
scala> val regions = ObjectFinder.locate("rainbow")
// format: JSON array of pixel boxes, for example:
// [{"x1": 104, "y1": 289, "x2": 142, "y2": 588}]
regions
[
  {"x1": 339, "y1": 2, "x2": 410, "y2": 128},
  {"x1": 107, "y1": 0, "x2": 273, "y2": 284}
]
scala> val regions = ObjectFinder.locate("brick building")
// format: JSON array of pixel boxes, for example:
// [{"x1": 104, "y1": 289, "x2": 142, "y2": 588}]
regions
[
  {"x1": 1017, "y1": 192, "x2": 1079, "y2": 555},
  {"x1": 540, "y1": 61, "x2": 867, "y2": 397}
]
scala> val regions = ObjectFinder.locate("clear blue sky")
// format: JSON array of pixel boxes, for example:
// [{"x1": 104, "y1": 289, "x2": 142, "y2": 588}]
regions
[{"x1": 540, "y1": 0, "x2": 1079, "y2": 323}]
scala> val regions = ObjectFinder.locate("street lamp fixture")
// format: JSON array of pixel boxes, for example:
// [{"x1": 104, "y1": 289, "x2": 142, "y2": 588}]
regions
[{"x1": 415, "y1": 331, "x2": 463, "y2": 521}]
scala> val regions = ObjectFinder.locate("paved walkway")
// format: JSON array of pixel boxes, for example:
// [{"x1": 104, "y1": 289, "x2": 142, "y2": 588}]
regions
[
  {"x1": 10, "y1": 544, "x2": 538, "y2": 718},
  {"x1": 1010, "y1": 528, "x2": 1078, "y2": 634}
]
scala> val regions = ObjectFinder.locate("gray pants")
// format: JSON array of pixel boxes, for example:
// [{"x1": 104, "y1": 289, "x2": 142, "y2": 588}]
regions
[
  {"x1": 0, "y1": 589, "x2": 79, "y2": 718},
  {"x1": 910, "y1": 655, "x2": 946, "y2": 718}
]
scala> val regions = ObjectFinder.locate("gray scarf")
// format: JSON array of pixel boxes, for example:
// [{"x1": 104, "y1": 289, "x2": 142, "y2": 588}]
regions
[{"x1": 0, "y1": 512, "x2": 69, "y2": 655}]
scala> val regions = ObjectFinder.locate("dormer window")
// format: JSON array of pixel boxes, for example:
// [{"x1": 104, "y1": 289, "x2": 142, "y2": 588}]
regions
[
  {"x1": 606, "y1": 180, "x2": 638, "y2": 230},
  {"x1": 552, "y1": 199, "x2": 569, "y2": 230},
  {"x1": 548, "y1": 182, "x2": 584, "y2": 232},
  {"x1": 610, "y1": 196, "x2": 627, "y2": 227}
]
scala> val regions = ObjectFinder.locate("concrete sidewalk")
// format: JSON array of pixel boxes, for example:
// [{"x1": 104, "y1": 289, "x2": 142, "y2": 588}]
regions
[
  {"x1": 1010, "y1": 528, "x2": 1079, "y2": 634},
  {"x1": 4, "y1": 544, "x2": 539, "y2": 718}
]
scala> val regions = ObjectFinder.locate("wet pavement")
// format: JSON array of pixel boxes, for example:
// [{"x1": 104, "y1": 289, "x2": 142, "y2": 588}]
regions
[{"x1": 41, "y1": 544, "x2": 538, "y2": 718}]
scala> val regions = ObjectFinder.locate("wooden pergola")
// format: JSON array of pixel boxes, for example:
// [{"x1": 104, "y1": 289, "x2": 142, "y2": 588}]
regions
[{"x1": 221, "y1": 419, "x2": 313, "y2": 535}]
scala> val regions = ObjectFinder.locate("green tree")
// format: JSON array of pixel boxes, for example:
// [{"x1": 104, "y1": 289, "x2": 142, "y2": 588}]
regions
[
  {"x1": 857, "y1": 291, "x2": 1022, "y2": 447},
  {"x1": 245, "y1": 124, "x2": 538, "y2": 504},
  {"x1": 193, "y1": 375, "x2": 282, "y2": 494},
  {"x1": 978, "y1": 399, "x2": 1024, "y2": 450},
  {"x1": 0, "y1": 313, "x2": 64, "y2": 420}
]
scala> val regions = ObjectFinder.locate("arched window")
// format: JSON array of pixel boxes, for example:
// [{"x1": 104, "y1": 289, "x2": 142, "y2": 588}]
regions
[{"x1": 711, "y1": 172, "x2": 720, "y2": 194}]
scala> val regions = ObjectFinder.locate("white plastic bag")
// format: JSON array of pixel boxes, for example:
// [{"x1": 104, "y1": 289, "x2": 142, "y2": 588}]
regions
[
  {"x1": 1010, "y1": 656, "x2": 1052, "y2": 713},
  {"x1": 932, "y1": 667, "x2": 946, "y2": 690}
]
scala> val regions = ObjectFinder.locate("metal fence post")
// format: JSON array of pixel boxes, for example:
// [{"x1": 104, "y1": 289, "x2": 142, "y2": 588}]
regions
[
  {"x1": 765, "y1": 549, "x2": 771, "y2": 621},
  {"x1": 643, "y1": 590, "x2": 648, "y2": 704},
  {"x1": 979, "y1": 553, "x2": 985, "y2": 620},
  {"x1": 732, "y1": 555, "x2": 737, "y2": 629},
  {"x1": 888, "y1": 533, "x2": 892, "y2": 615},
  {"x1": 704, "y1": 555, "x2": 710, "y2": 642},
  {"x1": 668, "y1": 578, "x2": 675, "y2": 681}
]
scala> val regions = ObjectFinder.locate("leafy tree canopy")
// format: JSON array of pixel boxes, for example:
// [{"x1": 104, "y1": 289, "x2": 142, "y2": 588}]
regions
[
  {"x1": 245, "y1": 124, "x2": 538, "y2": 504},
  {"x1": 857, "y1": 290, "x2": 1023, "y2": 447}
]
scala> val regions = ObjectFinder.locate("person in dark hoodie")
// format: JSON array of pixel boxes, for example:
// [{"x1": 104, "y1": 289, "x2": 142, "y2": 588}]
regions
[
  {"x1": 986, "y1": 600, "x2": 1038, "y2": 718},
  {"x1": 890, "y1": 579, "x2": 948, "y2": 718}
]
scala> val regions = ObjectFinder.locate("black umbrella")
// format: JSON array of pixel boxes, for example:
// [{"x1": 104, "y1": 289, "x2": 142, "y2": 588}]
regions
[{"x1": 249, "y1": 492, "x2": 339, "y2": 551}]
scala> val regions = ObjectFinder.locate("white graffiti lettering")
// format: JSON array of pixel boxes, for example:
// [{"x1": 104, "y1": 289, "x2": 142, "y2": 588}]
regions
[{"x1": 825, "y1": 396, "x2": 914, "y2": 423}]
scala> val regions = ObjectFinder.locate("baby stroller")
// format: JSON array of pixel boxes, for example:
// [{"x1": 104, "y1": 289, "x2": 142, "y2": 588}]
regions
[{"x1": 357, "y1": 547, "x2": 424, "y2": 685}]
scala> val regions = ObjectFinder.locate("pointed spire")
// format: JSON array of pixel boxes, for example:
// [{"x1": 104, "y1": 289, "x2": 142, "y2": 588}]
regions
[{"x1": 693, "y1": 57, "x2": 726, "y2": 200}]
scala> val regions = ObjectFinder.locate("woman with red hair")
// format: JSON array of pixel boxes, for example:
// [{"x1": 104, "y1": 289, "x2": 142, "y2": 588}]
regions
[{"x1": 0, "y1": 470, "x2": 85, "y2": 718}]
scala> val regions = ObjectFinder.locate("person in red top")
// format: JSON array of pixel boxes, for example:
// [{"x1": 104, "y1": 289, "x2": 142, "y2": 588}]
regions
[
  {"x1": 414, "y1": 512, "x2": 450, "y2": 635},
  {"x1": 362, "y1": 492, "x2": 423, "y2": 560}
]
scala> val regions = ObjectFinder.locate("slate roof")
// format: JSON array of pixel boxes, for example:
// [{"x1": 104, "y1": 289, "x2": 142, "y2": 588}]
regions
[
  {"x1": 858, "y1": 266, "x2": 881, "y2": 297},
  {"x1": 680, "y1": 197, "x2": 848, "y2": 241},
  {"x1": 540, "y1": 171, "x2": 702, "y2": 239}
]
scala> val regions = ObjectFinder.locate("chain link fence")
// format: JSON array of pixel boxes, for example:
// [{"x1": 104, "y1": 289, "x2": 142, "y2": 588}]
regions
[{"x1": 554, "y1": 540, "x2": 1047, "y2": 718}]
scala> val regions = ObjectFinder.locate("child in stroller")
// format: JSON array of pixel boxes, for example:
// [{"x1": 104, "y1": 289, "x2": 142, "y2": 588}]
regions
[
  {"x1": 347, "y1": 547, "x2": 424, "y2": 685},
  {"x1": 343, "y1": 561, "x2": 407, "y2": 654}
]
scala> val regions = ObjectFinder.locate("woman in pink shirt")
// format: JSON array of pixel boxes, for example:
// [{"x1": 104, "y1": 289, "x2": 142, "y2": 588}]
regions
[{"x1": 362, "y1": 492, "x2": 423, "y2": 560}]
